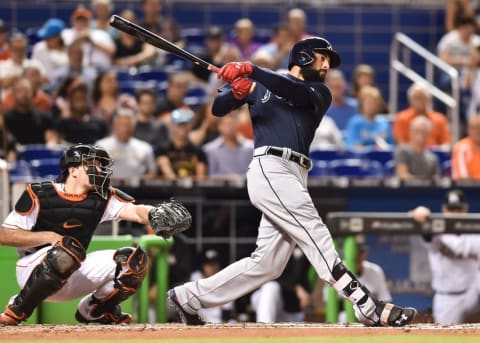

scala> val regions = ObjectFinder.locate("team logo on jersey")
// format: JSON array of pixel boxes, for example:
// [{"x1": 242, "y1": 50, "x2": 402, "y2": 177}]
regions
[{"x1": 261, "y1": 90, "x2": 271, "y2": 103}]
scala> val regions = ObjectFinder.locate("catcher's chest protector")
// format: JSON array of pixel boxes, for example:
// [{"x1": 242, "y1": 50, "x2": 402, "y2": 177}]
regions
[{"x1": 30, "y1": 182, "x2": 109, "y2": 249}]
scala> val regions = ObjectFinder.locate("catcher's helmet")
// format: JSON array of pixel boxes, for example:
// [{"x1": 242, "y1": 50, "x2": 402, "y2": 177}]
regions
[
  {"x1": 288, "y1": 37, "x2": 341, "y2": 70},
  {"x1": 58, "y1": 144, "x2": 113, "y2": 199}
]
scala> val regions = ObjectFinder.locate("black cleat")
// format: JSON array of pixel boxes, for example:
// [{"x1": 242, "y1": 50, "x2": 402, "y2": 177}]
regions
[
  {"x1": 375, "y1": 302, "x2": 417, "y2": 327},
  {"x1": 75, "y1": 305, "x2": 132, "y2": 325},
  {"x1": 167, "y1": 289, "x2": 205, "y2": 326}
]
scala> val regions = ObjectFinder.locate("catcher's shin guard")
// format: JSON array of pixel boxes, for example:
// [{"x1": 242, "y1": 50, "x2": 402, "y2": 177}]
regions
[
  {"x1": 76, "y1": 247, "x2": 147, "y2": 324},
  {"x1": 0, "y1": 236, "x2": 85, "y2": 325}
]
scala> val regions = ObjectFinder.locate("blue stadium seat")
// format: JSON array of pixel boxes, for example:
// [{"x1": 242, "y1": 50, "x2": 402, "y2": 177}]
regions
[
  {"x1": 363, "y1": 148, "x2": 394, "y2": 165},
  {"x1": 18, "y1": 145, "x2": 65, "y2": 162},
  {"x1": 308, "y1": 160, "x2": 330, "y2": 177},
  {"x1": 135, "y1": 67, "x2": 168, "y2": 82},
  {"x1": 441, "y1": 160, "x2": 451, "y2": 177},
  {"x1": 384, "y1": 160, "x2": 396, "y2": 177},
  {"x1": 430, "y1": 148, "x2": 451, "y2": 165},
  {"x1": 184, "y1": 86, "x2": 207, "y2": 106},
  {"x1": 8, "y1": 160, "x2": 34, "y2": 183},
  {"x1": 309, "y1": 149, "x2": 356, "y2": 162},
  {"x1": 329, "y1": 159, "x2": 384, "y2": 178},
  {"x1": 30, "y1": 158, "x2": 60, "y2": 180}
]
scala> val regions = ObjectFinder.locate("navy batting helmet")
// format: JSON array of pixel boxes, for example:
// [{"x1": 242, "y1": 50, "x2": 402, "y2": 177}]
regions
[{"x1": 288, "y1": 37, "x2": 341, "y2": 70}]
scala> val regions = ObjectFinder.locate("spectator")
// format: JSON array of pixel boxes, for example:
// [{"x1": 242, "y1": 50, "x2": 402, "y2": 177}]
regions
[
  {"x1": 250, "y1": 248, "x2": 311, "y2": 323},
  {"x1": 0, "y1": 19, "x2": 9, "y2": 61},
  {"x1": 2, "y1": 66, "x2": 52, "y2": 112},
  {"x1": 205, "y1": 44, "x2": 242, "y2": 97},
  {"x1": 95, "y1": 107, "x2": 157, "y2": 185},
  {"x1": 0, "y1": 114, "x2": 16, "y2": 162},
  {"x1": 394, "y1": 116, "x2": 441, "y2": 181},
  {"x1": 437, "y1": 16, "x2": 480, "y2": 90},
  {"x1": 134, "y1": 88, "x2": 170, "y2": 151},
  {"x1": 61, "y1": 6, "x2": 115, "y2": 71},
  {"x1": 344, "y1": 86, "x2": 393, "y2": 150},
  {"x1": 309, "y1": 115, "x2": 344, "y2": 151},
  {"x1": 325, "y1": 69, "x2": 358, "y2": 130},
  {"x1": 393, "y1": 83, "x2": 451, "y2": 147},
  {"x1": 452, "y1": 114, "x2": 480, "y2": 179},
  {"x1": 253, "y1": 24, "x2": 293, "y2": 71},
  {"x1": 288, "y1": 8, "x2": 311, "y2": 42},
  {"x1": 90, "y1": 0, "x2": 117, "y2": 40},
  {"x1": 203, "y1": 111, "x2": 254, "y2": 178},
  {"x1": 3, "y1": 78, "x2": 57, "y2": 145},
  {"x1": 48, "y1": 40, "x2": 98, "y2": 93},
  {"x1": 230, "y1": 18, "x2": 261, "y2": 61},
  {"x1": 92, "y1": 70, "x2": 137, "y2": 125},
  {"x1": 155, "y1": 108, "x2": 207, "y2": 180},
  {"x1": 445, "y1": 0, "x2": 479, "y2": 32},
  {"x1": 140, "y1": 0, "x2": 183, "y2": 44},
  {"x1": 112, "y1": 9, "x2": 156, "y2": 68},
  {"x1": 467, "y1": 44, "x2": 480, "y2": 118},
  {"x1": 156, "y1": 72, "x2": 191, "y2": 120},
  {"x1": 31, "y1": 18, "x2": 68, "y2": 79},
  {"x1": 190, "y1": 250, "x2": 234, "y2": 323},
  {"x1": 0, "y1": 33, "x2": 45, "y2": 89},
  {"x1": 191, "y1": 26, "x2": 226, "y2": 83},
  {"x1": 56, "y1": 81, "x2": 108, "y2": 144}
]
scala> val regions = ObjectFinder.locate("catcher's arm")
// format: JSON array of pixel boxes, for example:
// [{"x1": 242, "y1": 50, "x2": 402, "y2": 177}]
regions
[{"x1": 118, "y1": 203, "x2": 154, "y2": 224}]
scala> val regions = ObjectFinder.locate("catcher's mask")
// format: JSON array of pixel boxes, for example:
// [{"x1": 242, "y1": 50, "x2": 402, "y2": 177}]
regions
[{"x1": 58, "y1": 144, "x2": 113, "y2": 199}]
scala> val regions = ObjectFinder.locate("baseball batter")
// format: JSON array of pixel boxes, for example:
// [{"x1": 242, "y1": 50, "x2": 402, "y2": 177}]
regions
[
  {"x1": 0, "y1": 144, "x2": 191, "y2": 325},
  {"x1": 411, "y1": 189, "x2": 480, "y2": 324},
  {"x1": 167, "y1": 37, "x2": 417, "y2": 326}
]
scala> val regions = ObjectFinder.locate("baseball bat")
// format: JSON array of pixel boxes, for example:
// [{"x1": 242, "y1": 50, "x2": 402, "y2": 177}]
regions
[{"x1": 109, "y1": 14, "x2": 219, "y2": 73}]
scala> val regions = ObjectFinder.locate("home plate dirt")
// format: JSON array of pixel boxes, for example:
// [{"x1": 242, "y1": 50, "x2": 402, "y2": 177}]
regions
[{"x1": 1, "y1": 323, "x2": 480, "y2": 340}]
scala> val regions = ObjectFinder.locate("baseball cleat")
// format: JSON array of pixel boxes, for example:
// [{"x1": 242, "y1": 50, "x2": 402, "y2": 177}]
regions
[
  {"x1": 167, "y1": 289, "x2": 205, "y2": 326},
  {"x1": 0, "y1": 307, "x2": 27, "y2": 326},
  {"x1": 75, "y1": 305, "x2": 132, "y2": 325},
  {"x1": 375, "y1": 301, "x2": 417, "y2": 327}
]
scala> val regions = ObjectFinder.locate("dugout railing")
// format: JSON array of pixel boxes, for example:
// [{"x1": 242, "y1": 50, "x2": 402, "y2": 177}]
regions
[{"x1": 325, "y1": 212, "x2": 480, "y2": 323}]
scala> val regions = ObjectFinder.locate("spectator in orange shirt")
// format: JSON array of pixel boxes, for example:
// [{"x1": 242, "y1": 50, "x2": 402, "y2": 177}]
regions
[
  {"x1": 452, "y1": 114, "x2": 480, "y2": 179},
  {"x1": 2, "y1": 66, "x2": 52, "y2": 112},
  {"x1": 393, "y1": 83, "x2": 451, "y2": 147},
  {"x1": 0, "y1": 19, "x2": 9, "y2": 61}
]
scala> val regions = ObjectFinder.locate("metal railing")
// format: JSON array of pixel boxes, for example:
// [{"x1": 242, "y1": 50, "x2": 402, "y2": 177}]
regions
[{"x1": 389, "y1": 32, "x2": 461, "y2": 142}]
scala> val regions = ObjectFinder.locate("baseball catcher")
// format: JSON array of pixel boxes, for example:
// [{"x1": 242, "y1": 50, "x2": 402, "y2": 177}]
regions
[{"x1": 0, "y1": 143, "x2": 191, "y2": 325}]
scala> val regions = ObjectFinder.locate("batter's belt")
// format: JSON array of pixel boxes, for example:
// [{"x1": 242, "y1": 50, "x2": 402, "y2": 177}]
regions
[{"x1": 254, "y1": 146, "x2": 312, "y2": 170}]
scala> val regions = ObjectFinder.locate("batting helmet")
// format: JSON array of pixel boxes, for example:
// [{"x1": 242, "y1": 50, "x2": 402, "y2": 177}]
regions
[
  {"x1": 288, "y1": 37, "x2": 341, "y2": 70},
  {"x1": 58, "y1": 144, "x2": 113, "y2": 199}
]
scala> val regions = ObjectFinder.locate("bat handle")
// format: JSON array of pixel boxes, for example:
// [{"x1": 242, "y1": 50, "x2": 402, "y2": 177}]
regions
[{"x1": 208, "y1": 65, "x2": 220, "y2": 73}]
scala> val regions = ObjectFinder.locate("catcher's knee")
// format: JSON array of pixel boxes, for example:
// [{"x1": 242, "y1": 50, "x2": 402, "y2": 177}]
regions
[
  {"x1": 46, "y1": 235, "x2": 86, "y2": 279},
  {"x1": 114, "y1": 246, "x2": 148, "y2": 291}
]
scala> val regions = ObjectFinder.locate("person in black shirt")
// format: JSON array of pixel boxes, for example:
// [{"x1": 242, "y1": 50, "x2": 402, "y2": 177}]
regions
[
  {"x1": 4, "y1": 78, "x2": 57, "y2": 145},
  {"x1": 191, "y1": 26, "x2": 225, "y2": 83}
]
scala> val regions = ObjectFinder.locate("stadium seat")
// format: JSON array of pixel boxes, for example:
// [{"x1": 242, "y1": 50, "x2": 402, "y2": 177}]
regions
[
  {"x1": 30, "y1": 158, "x2": 60, "y2": 180},
  {"x1": 329, "y1": 158, "x2": 384, "y2": 178},
  {"x1": 441, "y1": 160, "x2": 451, "y2": 177},
  {"x1": 309, "y1": 149, "x2": 355, "y2": 162},
  {"x1": 383, "y1": 159, "x2": 396, "y2": 177},
  {"x1": 308, "y1": 160, "x2": 330, "y2": 177},
  {"x1": 8, "y1": 160, "x2": 34, "y2": 183},
  {"x1": 136, "y1": 67, "x2": 168, "y2": 82},
  {"x1": 17, "y1": 144, "x2": 65, "y2": 162},
  {"x1": 184, "y1": 86, "x2": 207, "y2": 106},
  {"x1": 430, "y1": 147, "x2": 451, "y2": 165},
  {"x1": 363, "y1": 148, "x2": 394, "y2": 165}
]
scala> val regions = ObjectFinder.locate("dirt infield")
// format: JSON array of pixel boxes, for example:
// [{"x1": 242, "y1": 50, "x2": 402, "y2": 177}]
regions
[{"x1": 1, "y1": 323, "x2": 479, "y2": 340}]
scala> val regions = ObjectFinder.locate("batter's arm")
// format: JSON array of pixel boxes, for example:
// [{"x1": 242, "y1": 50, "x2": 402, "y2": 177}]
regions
[
  {"x1": 250, "y1": 66, "x2": 327, "y2": 109},
  {"x1": 0, "y1": 226, "x2": 62, "y2": 248},
  {"x1": 211, "y1": 86, "x2": 249, "y2": 117}
]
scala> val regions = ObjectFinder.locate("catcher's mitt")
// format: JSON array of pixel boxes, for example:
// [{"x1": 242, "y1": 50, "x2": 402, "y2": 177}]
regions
[{"x1": 148, "y1": 198, "x2": 192, "y2": 238}]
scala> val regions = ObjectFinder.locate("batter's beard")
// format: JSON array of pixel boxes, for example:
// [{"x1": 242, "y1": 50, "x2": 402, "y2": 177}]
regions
[{"x1": 300, "y1": 66, "x2": 326, "y2": 82}]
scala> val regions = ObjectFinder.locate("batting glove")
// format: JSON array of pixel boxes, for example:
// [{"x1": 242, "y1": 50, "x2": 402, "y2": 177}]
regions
[
  {"x1": 218, "y1": 62, "x2": 253, "y2": 83},
  {"x1": 231, "y1": 77, "x2": 253, "y2": 100}
]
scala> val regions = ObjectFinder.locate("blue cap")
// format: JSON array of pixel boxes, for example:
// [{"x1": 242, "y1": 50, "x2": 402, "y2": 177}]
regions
[
  {"x1": 37, "y1": 18, "x2": 65, "y2": 40},
  {"x1": 171, "y1": 108, "x2": 194, "y2": 125}
]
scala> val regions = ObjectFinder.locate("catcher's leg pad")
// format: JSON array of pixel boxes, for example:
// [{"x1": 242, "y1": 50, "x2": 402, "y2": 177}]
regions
[
  {"x1": 87, "y1": 246, "x2": 148, "y2": 320},
  {"x1": 7, "y1": 236, "x2": 85, "y2": 320},
  {"x1": 332, "y1": 262, "x2": 380, "y2": 326}
]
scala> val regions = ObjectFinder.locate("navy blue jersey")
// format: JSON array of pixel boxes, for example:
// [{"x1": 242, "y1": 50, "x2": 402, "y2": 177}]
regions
[{"x1": 212, "y1": 67, "x2": 332, "y2": 156}]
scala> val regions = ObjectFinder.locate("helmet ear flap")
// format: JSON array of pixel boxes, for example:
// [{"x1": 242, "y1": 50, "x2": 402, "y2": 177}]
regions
[{"x1": 298, "y1": 51, "x2": 314, "y2": 66}]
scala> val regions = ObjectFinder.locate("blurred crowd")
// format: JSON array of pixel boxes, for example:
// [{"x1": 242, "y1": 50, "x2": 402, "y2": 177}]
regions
[{"x1": 1, "y1": 0, "x2": 480, "y2": 184}]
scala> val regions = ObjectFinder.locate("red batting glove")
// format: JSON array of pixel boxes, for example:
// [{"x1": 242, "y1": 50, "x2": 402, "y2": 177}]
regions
[
  {"x1": 218, "y1": 62, "x2": 253, "y2": 83},
  {"x1": 231, "y1": 77, "x2": 253, "y2": 100}
]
